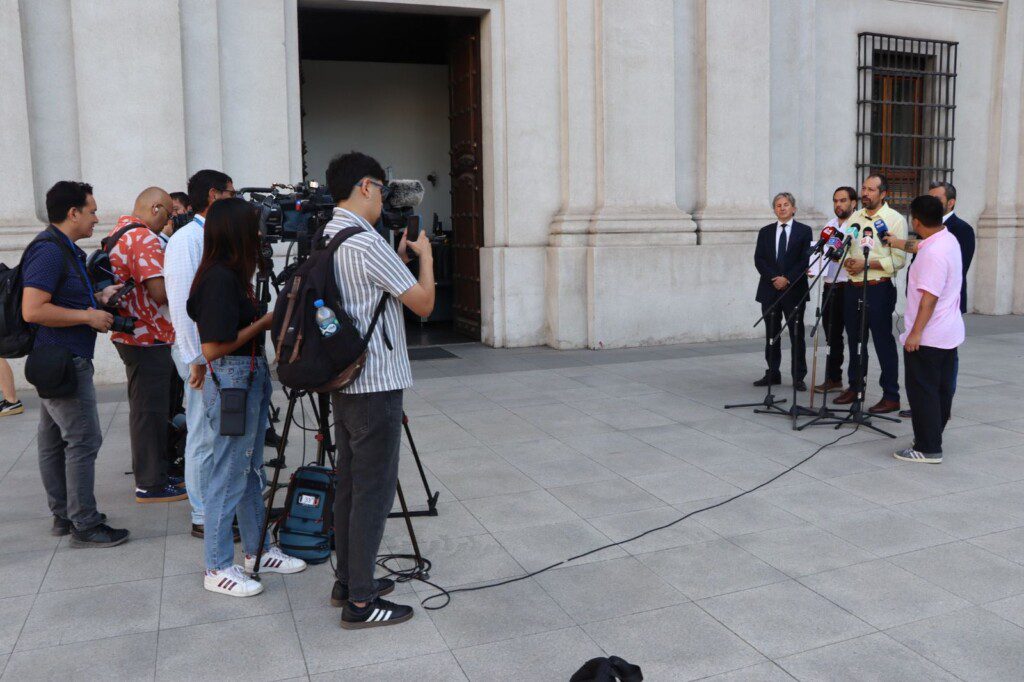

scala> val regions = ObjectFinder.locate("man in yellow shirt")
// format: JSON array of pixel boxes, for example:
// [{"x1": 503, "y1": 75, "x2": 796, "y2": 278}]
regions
[{"x1": 833, "y1": 174, "x2": 907, "y2": 413}]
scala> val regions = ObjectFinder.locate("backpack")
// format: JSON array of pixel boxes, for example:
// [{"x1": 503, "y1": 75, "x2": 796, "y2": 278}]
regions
[
  {"x1": 271, "y1": 226, "x2": 388, "y2": 393},
  {"x1": 0, "y1": 228, "x2": 78, "y2": 358},
  {"x1": 275, "y1": 464, "x2": 335, "y2": 564},
  {"x1": 85, "y1": 222, "x2": 148, "y2": 290}
]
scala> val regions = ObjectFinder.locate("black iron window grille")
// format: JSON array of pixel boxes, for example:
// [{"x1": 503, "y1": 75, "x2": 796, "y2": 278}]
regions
[{"x1": 856, "y1": 33, "x2": 958, "y2": 213}]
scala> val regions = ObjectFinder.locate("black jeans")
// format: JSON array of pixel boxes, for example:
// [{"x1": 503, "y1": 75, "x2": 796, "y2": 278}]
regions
[
  {"x1": 332, "y1": 389, "x2": 403, "y2": 603},
  {"x1": 762, "y1": 298, "x2": 807, "y2": 381},
  {"x1": 821, "y1": 283, "x2": 846, "y2": 383},
  {"x1": 904, "y1": 346, "x2": 956, "y2": 454},
  {"x1": 115, "y1": 343, "x2": 173, "y2": 490},
  {"x1": 843, "y1": 281, "x2": 900, "y2": 401}
]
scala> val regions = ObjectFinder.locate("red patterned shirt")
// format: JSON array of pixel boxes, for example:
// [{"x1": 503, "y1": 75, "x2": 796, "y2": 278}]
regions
[{"x1": 108, "y1": 215, "x2": 175, "y2": 346}]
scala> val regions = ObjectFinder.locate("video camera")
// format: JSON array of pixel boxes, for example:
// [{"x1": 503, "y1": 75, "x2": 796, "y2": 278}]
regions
[
  {"x1": 238, "y1": 182, "x2": 335, "y2": 246},
  {"x1": 381, "y1": 180, "x2": 425, "y2": 239}
]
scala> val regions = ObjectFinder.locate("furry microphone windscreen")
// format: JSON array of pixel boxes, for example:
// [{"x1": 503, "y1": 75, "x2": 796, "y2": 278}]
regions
[{"x1": 387, "y1": 180, "x2": 424, "y2": 209}]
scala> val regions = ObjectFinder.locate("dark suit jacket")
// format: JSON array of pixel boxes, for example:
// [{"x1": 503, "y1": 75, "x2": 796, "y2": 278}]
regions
[
  {"x1": 944, "y1": 213, "x2": 975, "y2": 314},
  {"x1": 754, "y1": 220, "x2": 812, "y2": 304}
]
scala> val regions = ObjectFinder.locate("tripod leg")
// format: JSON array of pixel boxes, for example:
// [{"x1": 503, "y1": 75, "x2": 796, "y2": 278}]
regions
[
  {"x1": 402, "y1": 414, "x2": 438, "y2": 509},
  {"x1": 394, "y1": 480, "x2": 423, "y2": 566},
  {"x1": 252, "y1": 393, "x2": 298, "y2": 580}
]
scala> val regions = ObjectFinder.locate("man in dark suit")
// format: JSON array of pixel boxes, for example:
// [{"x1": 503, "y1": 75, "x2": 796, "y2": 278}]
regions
[{"x1": 753, "y1": 192, "x2": 813, "y2": 391}]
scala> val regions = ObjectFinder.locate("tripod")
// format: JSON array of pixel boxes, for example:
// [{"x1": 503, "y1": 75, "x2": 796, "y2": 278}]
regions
[
  {"x1": 250, "y1": 387, "x2": 437, "y2": 579},
  {"x1": 725, "y1": 305, "x2": 788, "y2": 414}
]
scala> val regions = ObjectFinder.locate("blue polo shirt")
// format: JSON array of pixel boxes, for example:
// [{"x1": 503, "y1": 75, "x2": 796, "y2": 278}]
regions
[{"x1": 21, "y1": 228, "x2": 98, "y2": 359}]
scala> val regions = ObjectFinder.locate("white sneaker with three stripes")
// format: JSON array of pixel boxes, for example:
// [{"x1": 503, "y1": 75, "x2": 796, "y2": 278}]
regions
[
  {"x1": 204, "y1": 565, "x2": 264, "y2": 597},
  {"x1": 893, "y1": 447, "x2": 943, "y2": 464},
  {"x1": 244, "y1": 545, "x2": 307, "y2": 575}
]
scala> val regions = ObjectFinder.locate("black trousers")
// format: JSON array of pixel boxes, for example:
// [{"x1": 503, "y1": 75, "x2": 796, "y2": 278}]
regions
[
  {"x1": 762, "y1": 297, "x2": 807, "y2": 381},
  {"x1": 331, "y1": 389, "x2": 403, "y2": 603},
  {"x1": 115, "y1": 343, "x2": 173, "y2": 489},
  {"x1": 821, "y1": 283, "x2": 846, "y2": 383},
  {"x1": 843, "y1": 281, "x2": 900, "y2": 401},
  {"x1": 904, "y1": 346, "x2": 956, "y2": 454}
]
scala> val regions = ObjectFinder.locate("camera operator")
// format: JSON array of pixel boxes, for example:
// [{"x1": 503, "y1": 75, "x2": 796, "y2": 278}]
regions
[
  {"x1": 186, "y1": 198, "x2": 306, "y2": 597},
  {"x1": 21, "y1": 181, "x2": 129, "y2": 546},
  {"x1": 323, "y1": 152, "x2": 434, "y2": 629},
  {"x1": 108, "y1": 187, "x2": 188, "y2": 503},
  {"x1": 165, "y1": 170, "x2": 235, "y2": 537}
]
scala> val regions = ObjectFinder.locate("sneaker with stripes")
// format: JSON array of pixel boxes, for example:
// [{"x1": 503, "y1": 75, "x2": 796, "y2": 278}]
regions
[
  {"x1": 893, "y1": 447, "x2": 942, "y2": 464},
  {"x1": 341, "y1": 597, "x2": 414, "y2": 630},
  {"x1": 0, "y1": 400, "x2": 23, "y2": 417},
  {"x1": 204, "y1": 565, "x2": 264, "y2": 597},
  {"x1": 243, "y1": 545, "x2": 307, "y2": 575}
]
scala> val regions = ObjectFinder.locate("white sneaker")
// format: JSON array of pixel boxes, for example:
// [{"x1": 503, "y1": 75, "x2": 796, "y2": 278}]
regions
[
  {"x1": 244, "y1": 545, "x2": 307, "y2": 575},
  {"x1": 204, "y1": 565, "x2": 264, "y2": 597}
]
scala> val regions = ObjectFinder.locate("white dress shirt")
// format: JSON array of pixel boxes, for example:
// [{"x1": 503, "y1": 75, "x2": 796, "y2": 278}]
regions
[
  {"x1": 774, "y1": 221, "x2": 791, "y2": 260},
  {"x1": 942, "y1": 210, "x2": 953, "y2": 224},
  {"x1": 164, "y1": 214, "x2": 206, "y2": 365},
  {"x1": 807, "y1": 216, "x2": 852, "y2": 283}
]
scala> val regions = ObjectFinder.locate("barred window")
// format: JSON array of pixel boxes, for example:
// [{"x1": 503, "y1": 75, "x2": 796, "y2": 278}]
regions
[{"x1": 856, "y1": 33, "x2": 958, "y2": 213}]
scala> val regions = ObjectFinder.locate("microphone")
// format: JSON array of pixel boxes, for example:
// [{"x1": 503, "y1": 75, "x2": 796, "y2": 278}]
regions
[
  {"x1": 812, "y1": 225, "x2": 837, "y2": 253},
  {"x1": 824, "y1": 233, "x2": 845, "y2": 261},
  {"x1": 860, "y1": 226, "x2": 875, "y2": 257},
  {"x1": 386, "y1": 179, "x2": 425, "y2": 209},
  {"x1": 872, "y1": 218, "x2": 890, "y2": 242}
]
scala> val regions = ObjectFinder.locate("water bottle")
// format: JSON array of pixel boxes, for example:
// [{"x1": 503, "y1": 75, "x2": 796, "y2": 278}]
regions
[{"x1": 314, "y1": 299, "x2": 339, "y2": 337}]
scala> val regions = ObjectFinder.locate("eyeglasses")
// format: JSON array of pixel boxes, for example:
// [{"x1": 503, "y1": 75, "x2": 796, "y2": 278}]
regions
[{"x1": 360, "y1": 180, "x2": 391, "y2": 202}]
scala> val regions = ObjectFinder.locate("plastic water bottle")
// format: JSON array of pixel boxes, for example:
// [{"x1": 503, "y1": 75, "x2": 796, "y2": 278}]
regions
[{"x1": 314, "y1": 299, "x2": 339, "y2": 337}]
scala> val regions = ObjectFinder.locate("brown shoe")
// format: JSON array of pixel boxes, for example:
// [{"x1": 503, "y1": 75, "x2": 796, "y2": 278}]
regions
[
  {"x1": 869, "y1": 398, "x2": 900, "y2": 414},
  {"x1": 813, "y1": 380, "x2": 843, "y2": 394},
  {"x1": 832, "y1": 389, "x2": 856, "y2": 405}
]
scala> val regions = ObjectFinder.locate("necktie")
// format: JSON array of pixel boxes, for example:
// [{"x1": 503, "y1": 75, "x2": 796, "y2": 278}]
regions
[{"x1": 777, "y1": 224, "x2": 788, "y2": 267}]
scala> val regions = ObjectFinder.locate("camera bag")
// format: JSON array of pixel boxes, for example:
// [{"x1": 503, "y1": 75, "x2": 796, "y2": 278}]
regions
[
  {"x1": 276, "y1": 464, "x2": 335, "y2": 564},
  {"x1": 85, "y1": 222, "x2": 148, "y2": 290},
  {"x1": 271, "y1": 226, "x2": 388, "y2": 392}
]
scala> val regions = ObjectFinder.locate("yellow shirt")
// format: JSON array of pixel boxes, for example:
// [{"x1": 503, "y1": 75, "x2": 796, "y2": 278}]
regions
[{"x1": 846, "y1": 202, "x2": 908, "y2": 282}]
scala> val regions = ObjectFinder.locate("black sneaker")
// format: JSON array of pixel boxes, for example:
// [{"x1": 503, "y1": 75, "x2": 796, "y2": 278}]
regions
[
  {"x1": 341, "y1": 596, "x2": 413, "y2": 630},
  {"x1": 69, "y1": 523, "x2": 129, "y2": 548},
  {"x1": 331, "y1": 578, "x2": 395, "y2": 607},
  {"x1": 52, "y1": 513, "x2": 107, "y2": 537},
  {"x1": 753, "y1": 374, "x2": 782, "y2": 387},
  {"x1": 0, "y1": 399, "x2": 24, "y2": 417}
]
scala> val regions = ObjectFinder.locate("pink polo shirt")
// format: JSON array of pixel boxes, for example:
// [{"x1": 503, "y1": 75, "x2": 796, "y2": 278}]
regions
[{"x1": 900, "y1": 228, "x2": 965, "y2": 350}]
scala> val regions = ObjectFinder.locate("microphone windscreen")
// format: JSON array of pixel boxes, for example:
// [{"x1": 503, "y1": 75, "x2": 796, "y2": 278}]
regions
[{"x1": 387, "y1": 179, "x2": 424, "y2": 209}]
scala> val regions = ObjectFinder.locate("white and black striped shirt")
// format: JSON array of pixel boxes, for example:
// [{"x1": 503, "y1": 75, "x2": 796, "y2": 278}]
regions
[{"x1": 324, "y1": 208, "x2": 417, "y2": 394}]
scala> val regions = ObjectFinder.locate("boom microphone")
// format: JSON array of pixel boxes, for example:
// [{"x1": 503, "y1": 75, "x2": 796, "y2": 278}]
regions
[{"x1": 386, "y1": 179, "x2": 425, "y2": 209}]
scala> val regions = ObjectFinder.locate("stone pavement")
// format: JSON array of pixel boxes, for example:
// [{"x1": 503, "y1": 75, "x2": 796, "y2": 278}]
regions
[{"x1": 1, "y1": 314, "x2": 1024, "y2": 680}]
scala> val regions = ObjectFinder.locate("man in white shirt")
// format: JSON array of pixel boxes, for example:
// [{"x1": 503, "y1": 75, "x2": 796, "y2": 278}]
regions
[
  {"x1": 164, "y1": 169, "x2": 235, "y2": 538},
  {"x1": 809, "y1": 187, "x2": 856, "y2": 394}
]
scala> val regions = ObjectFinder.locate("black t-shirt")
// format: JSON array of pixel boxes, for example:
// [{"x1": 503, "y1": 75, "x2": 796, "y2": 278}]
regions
[{"x1": 186, "y1": 263, "x2": 263, "y2": 357}]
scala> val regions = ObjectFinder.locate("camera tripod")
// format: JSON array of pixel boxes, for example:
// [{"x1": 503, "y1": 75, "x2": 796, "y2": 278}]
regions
[{"x1": 250, "y1": 386, "x2": 439, "y2": 580}]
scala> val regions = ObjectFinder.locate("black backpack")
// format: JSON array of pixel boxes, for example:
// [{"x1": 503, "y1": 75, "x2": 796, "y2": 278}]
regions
[
  {"x1": 0, "y1": 228, "x2": 79, "y2": 359},
  {"x1": 271, "y1": 226, "x2": 388, "y2": 393},
  {"x1": 86, "y1": 222, "x2": 148, "y2": 290}
]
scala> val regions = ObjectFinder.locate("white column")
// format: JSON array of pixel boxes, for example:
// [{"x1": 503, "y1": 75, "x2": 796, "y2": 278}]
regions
[
  {"x1": 589, "y1": 0, "x2": 695, "y2": 245},
  {"x1": 217, "y1": 0, "x2": 293, "y2": 188},
  {"x1": 693, "y1": 0, "x2": 771, "y2": 244},
  {"x1": 180, "y1": 0, "x2": 224, "y2": 174},
  {"x1": 20, "y1": 0, "x2": 82, "y2": 221},
  {"x1": 71, "y1": 0, "x2": 187, "y2": 214},
  {"x1": 0, "y1": 0, "x2": 38, "y2": 228},
  {"x1": 975, "y1": 0, "x2": 1024, "y2": 315}
]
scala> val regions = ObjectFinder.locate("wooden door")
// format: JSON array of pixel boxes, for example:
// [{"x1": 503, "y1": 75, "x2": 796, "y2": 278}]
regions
[{"x1": 448, "y1": 21, "x2": 484, "y2": 340}]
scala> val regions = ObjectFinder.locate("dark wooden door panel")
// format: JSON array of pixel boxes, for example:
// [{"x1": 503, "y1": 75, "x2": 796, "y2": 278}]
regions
[{"x1": 448, "y1": 22, "x2": 484, "y2": 340}]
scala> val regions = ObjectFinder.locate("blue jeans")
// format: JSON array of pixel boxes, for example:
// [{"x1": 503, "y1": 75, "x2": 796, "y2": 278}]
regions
[
  {"x1": 172, "y1": 347, "x2": 214, "y2": 525},
  {"x1": 201, "y1": 355, "x2": 271, "y2": 570}
]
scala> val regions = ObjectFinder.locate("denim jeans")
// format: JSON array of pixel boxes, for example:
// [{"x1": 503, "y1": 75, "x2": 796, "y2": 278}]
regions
[
  {"x1": 201, "y1": 355, "x2": 271, "y2": 570},
  {"x1": 332, "y1": 390, "x2": 403, "y2": 603},
  {"x1": 172, "y1": 347, "x2": 214, "y2": 525},
  {"x1": 38, "y1": 356, "x2": 104, "y2": 530}
]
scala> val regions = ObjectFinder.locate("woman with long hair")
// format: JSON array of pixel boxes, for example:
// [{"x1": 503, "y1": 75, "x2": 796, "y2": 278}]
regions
[{"x1": 187, "y1": 198, "x2": 305, "y2": 597}]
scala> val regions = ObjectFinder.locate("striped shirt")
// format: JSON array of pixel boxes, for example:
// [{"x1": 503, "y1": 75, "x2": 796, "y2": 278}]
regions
[{"x1": 324, "y1": 208, "x2": 417, "y2": 394}]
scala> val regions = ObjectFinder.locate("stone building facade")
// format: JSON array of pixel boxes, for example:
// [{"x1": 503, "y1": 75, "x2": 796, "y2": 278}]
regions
[{"x1": 1, "y1": 0, "x2": 1021, "y2": 385}]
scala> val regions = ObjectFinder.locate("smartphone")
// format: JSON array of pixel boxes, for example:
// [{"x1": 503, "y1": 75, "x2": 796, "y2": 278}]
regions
[{"x1": 406, "y1": 215, "x2": 420, "y2": 242}]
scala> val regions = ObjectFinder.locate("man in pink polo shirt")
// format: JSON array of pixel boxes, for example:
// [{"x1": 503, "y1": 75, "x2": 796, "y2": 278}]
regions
[{"x1": 893, "y1": 195, "x2": 964, "y2": 464}]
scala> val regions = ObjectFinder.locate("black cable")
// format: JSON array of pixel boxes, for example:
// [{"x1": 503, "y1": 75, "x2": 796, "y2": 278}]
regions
[{"x1": 411, "y1": 426, "x2": 859, "y2": 610}]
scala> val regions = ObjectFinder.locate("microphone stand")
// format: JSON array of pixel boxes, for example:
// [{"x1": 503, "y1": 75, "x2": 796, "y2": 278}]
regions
[
  {"x1": 724, "y1": 305, "x2": 788, "y2": 414},
  {"x1": 819, "y1": 246, "x2": 900, "y2": 437},
  {"x1": 798, "y1": 238, "x2": 856, "y2": 430},
  {"x1": 753, "y1": 249, "x2": 827, "y2": 328}
]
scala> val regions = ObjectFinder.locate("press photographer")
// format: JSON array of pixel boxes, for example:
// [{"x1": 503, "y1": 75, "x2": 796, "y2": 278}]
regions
[
  {"x1": 21, "y1": 181, "x2": 130, "y2": 547},
  {"x1": 103, "y1": 188, "x2": 188, "y2": 504},
  {"x1": 322, "y1": 152, "x2": 434, "y2": 629}
]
